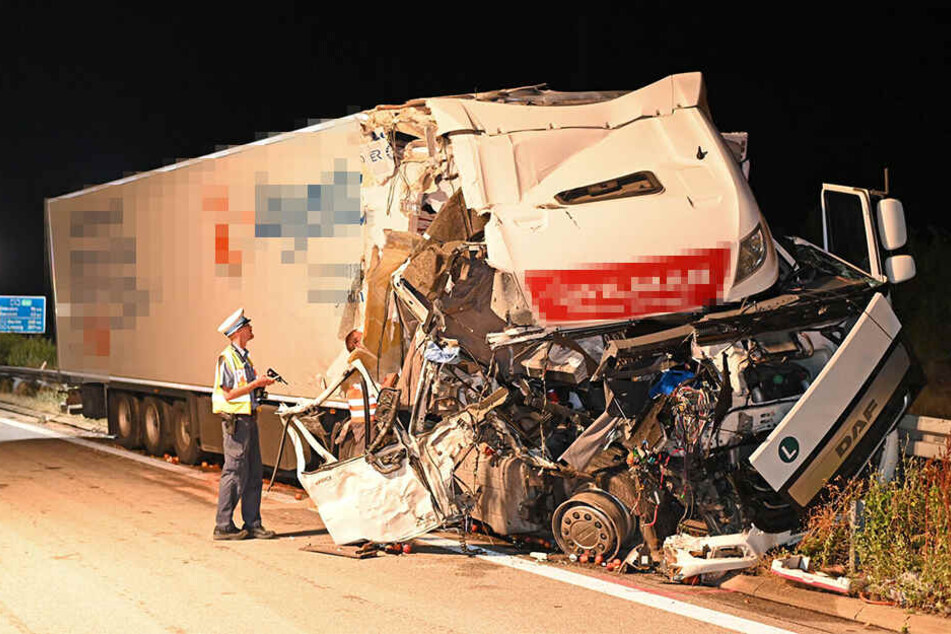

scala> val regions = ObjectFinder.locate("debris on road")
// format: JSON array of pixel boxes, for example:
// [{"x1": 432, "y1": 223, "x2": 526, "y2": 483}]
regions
[
  {"x1": 662, "y1": 526, "x2": 798, "y2": 583},
  {"x1": 770, "y1": 555, "x2": 851, "y2": 594}
]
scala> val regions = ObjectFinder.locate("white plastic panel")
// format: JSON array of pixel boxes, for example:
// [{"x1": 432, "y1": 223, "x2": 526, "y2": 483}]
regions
[{"x1": 750, "y1": 293, "x2": 901, "y2": 491}]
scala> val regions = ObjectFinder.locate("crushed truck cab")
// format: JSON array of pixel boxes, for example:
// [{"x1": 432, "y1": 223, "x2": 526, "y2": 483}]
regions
[
  {"x1": 270, "y1": 73, "x2": 922, "y2": 566},
  {"x1": 44, "y1": 66, "x2": 920, "y2": 566}
]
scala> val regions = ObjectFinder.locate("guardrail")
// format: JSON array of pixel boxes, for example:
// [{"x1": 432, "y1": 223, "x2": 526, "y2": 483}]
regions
[{"x1": 899, "y1": 415, "x2": 951, "y2": 459}]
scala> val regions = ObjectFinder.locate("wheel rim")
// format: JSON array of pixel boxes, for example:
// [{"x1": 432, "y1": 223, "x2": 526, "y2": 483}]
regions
[
  {"x1": 558, "y1": 504, "x2": 617, "y2": 555},
  {"x1": 176, "y1": 410, "x2": 192, "y2": 447},
  {"x1": 144, "y1": 403, "x2": 160, "y2": 447},
  {"x1": 117, "y1": 399, "x2": 133, "y2": 438},
  {"x1": 552, "y1": 490, "x2": 634, "y2": 559}
]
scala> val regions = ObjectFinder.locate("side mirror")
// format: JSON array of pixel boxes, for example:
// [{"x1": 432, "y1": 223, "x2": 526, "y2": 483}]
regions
[
  {"x1": 885, "y1": 254, "x2": 916, "y2": 284},
  {"x1": 876, "y1": 198, "x2": 908, "y2": 250}
]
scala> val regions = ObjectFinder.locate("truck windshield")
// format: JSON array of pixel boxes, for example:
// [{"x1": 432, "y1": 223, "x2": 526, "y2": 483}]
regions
[{"x1": 789, "y1": 239, "x2": 880, "y2": 286}]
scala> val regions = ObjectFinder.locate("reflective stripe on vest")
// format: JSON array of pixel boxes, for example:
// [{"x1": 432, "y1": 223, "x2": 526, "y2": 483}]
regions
[
  {"x1": 346, "y1": 383, "x2": 376, "y2": 424},
  {"x1": 212, "y1": 345, "x2": 253, "y2": 415}
]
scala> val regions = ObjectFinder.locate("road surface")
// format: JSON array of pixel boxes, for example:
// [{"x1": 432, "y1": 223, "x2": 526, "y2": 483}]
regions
[{"x1": 0, "y1": 410, "x2": 885, "y2": 634}]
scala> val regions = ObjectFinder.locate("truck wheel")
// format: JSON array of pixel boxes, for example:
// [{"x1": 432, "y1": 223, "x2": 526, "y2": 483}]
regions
[
  {"x1": 171, "y1": 401, "x2": 201, "y2": 464},
  {"x1": 110, "y1": 392, "x2": 141, "y2": 449},
  {"x1": 142, "y1": 397, "x2": 171, "y2": 456}
]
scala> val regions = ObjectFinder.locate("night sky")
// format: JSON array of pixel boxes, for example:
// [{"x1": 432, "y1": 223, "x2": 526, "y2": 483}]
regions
[{"x1": 2, "y1": 5, "x2": 948, "y2": 304}]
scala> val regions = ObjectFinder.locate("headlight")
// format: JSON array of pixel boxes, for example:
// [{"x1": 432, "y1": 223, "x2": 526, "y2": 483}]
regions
[{"x1": 734, "y1": 222, "x2": 768, "y2": 284}]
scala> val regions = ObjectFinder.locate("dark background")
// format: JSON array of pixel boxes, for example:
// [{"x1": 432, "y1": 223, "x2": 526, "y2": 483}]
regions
[{"x1": 1, "y1": 4, "x2": 948, "y2": 302}]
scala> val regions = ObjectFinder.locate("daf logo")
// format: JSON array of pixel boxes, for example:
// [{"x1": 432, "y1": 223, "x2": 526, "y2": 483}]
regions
[
  {"x1": 836, "y1": 399, "x2": 878, "y2": 458},
  {"x1": 779, "y1": 436, "x2": 799, "y2": 463}
]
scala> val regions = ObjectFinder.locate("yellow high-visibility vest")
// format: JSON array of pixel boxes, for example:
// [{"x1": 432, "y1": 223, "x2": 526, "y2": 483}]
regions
[{"x1": 212, "y1": 345, "x2": 253, "y2": 415}]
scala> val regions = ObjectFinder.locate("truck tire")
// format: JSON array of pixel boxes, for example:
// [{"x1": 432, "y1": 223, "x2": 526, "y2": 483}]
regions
[
  {"x1": 171, "y1": 401, "x2": 201, "y2": 464},
  {"x1": 109, "y1": 392, "x2": 141, "y2": 449},
  {"x1": 142, "y1": 397, "x2": 171, "y2": 456}
]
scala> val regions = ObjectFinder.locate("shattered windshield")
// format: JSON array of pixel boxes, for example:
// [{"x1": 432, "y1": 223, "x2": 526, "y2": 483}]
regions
[{"x1": 782, "y1": 238, "x2": 882, "y2": 289}]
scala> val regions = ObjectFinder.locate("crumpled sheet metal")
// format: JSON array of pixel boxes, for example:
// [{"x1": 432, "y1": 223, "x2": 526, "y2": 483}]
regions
[
  {"x1": 286, "y1": 375, "x2": 507, "y2": 546},
  {"x1": 426, "y1": 74, "x2": 703, "y2": 213},
  {"x1": 663, "y1": 525, "x2": 799, "y2": 582},
  {"x1": 286, "y1": 415, "x2": 441, "y2": 545},
  {"x1": 427, "y1": 73, "x2": 703, "y2": 136},
  {"x1": 416, "y1": 410, "x2": 478, "y2": 517},
  {"x1": 298, "y1": 445, "x2": 442, "y2": 545}
]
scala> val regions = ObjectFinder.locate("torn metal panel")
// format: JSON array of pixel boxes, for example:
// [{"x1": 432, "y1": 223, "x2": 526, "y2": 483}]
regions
[
  {"x1": 490, "y1": 270, "x2": 534, "y2": 326},
  {"x1": 399, "y1": 241, "x2": 464, "y2": 302},
  {"x1": 413, "y1": 388, "x2": 510, "y2": 516},
  {"x1": 519, "y1": 336, "x2": 603, "y2": 384},
  {"x1": 283, "y1": 364, "x2": 510, "y2": 545},
  {"x1": 427, "y1": 73, "x2": 704, "y2": 136},
  {"x1": 663, "y1": 526, "x2": 799, "y2": 583},
  {"x1": 422, "y1": 190, "x2": 487, "y2": 243},
  {"x1": 361, "y1": 230, "x2": 423, "y2": 379},
  {"x1": 291, "y1": 428, "x2": 442, "y2": 545}
]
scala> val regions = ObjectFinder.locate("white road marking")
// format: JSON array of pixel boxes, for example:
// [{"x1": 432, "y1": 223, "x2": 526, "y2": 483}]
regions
[
  {"x1": 417, "y1": 536, "x2": 796, "y2": 634},
  {"x1": 0, "y1": 414, "x2": 300, "y2": 504}
]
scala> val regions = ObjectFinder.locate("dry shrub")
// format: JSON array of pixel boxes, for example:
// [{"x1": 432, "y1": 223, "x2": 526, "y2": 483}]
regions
[
  {"x1": 856, "y1": 437, "x2": 951, "y2": 612},
  {"x1": 798, "y1": 477, "x2": 863, "y2": 569},
  {"x1": 797, "y1": 437, "x2": 951, "y2": 615}
]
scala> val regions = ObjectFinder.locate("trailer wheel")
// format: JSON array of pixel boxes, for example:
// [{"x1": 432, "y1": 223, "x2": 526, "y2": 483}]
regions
[
  {"x1": 171, "y1": 401, "x2": 201, "y2": 464},
  {"x1": 142, "y1": 397, "x2": 171, "y2": 456},
  {"x1": 109, "y1": 392, "x2": 141, "y2": 449}
]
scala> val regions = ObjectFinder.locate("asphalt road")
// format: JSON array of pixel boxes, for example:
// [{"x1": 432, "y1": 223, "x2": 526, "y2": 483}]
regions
[{"x1": 0, "y1": 411, "x2": 887, "y2": 634}]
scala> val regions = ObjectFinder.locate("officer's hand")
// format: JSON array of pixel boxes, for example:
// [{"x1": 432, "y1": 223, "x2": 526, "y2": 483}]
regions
[{"x1": 257, "y1": 376, "x2": 276, "y2": 387}]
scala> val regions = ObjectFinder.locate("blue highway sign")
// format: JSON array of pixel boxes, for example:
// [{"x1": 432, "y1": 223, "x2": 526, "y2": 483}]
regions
[{"x1": 0, "y1": 296, "x2": 46, "y2": 334}]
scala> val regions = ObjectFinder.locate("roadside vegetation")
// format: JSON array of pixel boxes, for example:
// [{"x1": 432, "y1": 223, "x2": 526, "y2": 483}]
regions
[
  {"x1": 797, "y1": 441, "x2": 951, "y2": 615},
  {"x1": 0, "y1": 333, "x2": 63, "y2": 414},
  {"x1": 0, "y1": 333, "x2": 57, "y2": 368}
]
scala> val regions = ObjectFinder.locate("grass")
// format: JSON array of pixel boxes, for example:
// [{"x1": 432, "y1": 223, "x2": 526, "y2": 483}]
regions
[
  {"x1": 0, "y1": 389, "x2": 64, "y2": 416},
  {"x1": 796, "y1": 439, "x2": 951, "y2": 615},
  {"x1": 0, "y1": 333, "x2": 57, "y2": 368}
]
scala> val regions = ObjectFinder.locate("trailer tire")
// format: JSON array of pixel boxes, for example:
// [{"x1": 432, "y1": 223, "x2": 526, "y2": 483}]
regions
[
  {"x1": 110, "y1": 392, "x2": 141, "y2": 449},
  {"x1": 142, "y1": 397, "x2": 171, "y2": 456},
  {"x1": 171, "y1": 401, "x2": 201, "y2": 465}
]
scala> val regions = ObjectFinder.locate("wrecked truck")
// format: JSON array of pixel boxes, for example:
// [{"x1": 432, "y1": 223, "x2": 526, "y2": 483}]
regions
[
  {"x1": 274, "y1": 72, "x2": 923, "y2": 570},
  {"x1": 44, "y1": 68, "x2": 919, "y2": 568}
]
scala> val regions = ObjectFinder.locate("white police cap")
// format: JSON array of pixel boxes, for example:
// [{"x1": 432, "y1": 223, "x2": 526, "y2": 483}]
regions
[{"x1": 217, "y1": 308, "x2": 251, "y2": 337}]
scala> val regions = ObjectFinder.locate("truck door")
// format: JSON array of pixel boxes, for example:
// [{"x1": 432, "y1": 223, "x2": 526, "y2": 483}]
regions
[{"x1": 820, "y1": 184, "x2": 883, "y2": 279}]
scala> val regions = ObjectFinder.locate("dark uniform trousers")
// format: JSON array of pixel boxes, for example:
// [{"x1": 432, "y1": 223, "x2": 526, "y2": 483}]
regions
[{"x1": 215, "y1": 413, "x2": 263, "y2": 530}]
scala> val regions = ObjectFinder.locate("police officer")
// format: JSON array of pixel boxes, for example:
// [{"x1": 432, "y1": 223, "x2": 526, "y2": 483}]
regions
[{"x1": 212, "y1": 308, "x2": 276, "y2": 540}]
